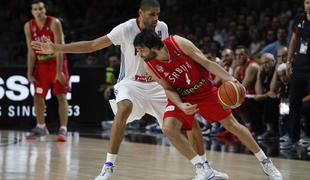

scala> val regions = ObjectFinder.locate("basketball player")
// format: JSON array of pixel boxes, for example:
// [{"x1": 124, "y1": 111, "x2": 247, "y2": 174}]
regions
[
  {"x1": 133, "y1": 29, "x2": 283, "y2": 180},
  {"x1": 24, "y1": 0, "x2": 69, "y2": 142},
  {"x1": 31, "y1": 1, "x2": 228, "y2": 179}
]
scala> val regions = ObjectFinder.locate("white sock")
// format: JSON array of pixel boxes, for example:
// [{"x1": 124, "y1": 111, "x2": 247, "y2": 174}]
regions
[
  {"x1": 106, "y1": 153, "x2": 117, "y2": 164},
  {"x1": 37, "y1": 123, "x2": 46, "y2": 128},
  {"x1": 60, "y1": 126, "x2": 67, "y2": 131},
  {"x1": 190, "y1": 155, "x2": 204, "y2": 166},
  {"x1": 255, "y1": 149, "x2": 268, "y2": 162},
  {"x1": 200, "y1": 153, "x2": 207, "y2": 161}
]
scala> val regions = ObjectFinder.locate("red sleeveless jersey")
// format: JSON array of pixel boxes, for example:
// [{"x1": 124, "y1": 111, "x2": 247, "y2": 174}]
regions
[
  {"x1": 146, "y1": 35, "x2": 215, "y2": 98},
  {"x1": 29, "y1": 16, "x2": 59, "y2": 62}
]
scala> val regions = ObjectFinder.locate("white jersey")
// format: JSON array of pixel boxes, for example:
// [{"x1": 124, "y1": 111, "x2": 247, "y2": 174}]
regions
[{"x1": 107, "y1": 18, "x2": 168, "y2": 82}]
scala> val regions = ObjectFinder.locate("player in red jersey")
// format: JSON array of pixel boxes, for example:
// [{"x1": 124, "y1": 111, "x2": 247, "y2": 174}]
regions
[
  {"x1": 24, "y1": 0, "x2": 69, "y2": 141},
  {"x1": 133, "y1": 29, "x2": 283, "y2": 180}
]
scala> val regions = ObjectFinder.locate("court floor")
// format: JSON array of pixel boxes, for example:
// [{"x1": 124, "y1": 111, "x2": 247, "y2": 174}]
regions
[{"x1": 0, "y1": 130, "x2": 309, "y2": 180}]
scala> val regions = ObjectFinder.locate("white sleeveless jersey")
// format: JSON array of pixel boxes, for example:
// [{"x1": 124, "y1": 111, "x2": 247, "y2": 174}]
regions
[{"x1": 107, "y1": 18, "x2": 168, "y2": 82}]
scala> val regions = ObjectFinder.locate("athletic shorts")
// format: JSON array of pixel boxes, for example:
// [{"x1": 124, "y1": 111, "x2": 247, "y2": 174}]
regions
[
  {"x1": 33, "y1": 59, "x2": 69, "y2": 97},
  {"x1": 109, "y1": 79, "x2": 167, "y2": 127},
  {"x1": 163, "y1": 87, "x2": 231, "y2": 130}
]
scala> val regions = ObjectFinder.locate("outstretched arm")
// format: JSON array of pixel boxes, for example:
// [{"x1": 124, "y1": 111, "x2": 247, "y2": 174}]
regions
[
  {"x1": 173, "y1": 35, "x2": 236, "y2": 82},
  {"x1": 31, "y1": 34, "x2": 113, "y2": 54}
]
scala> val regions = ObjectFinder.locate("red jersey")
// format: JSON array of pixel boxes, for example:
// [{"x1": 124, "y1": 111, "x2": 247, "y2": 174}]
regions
[
  {"x1": 146, "y1": 35, "x2": 215, "y2": 99},
  {"x1": 29, "y1": 16, "x2": 64, "y2": 62}
]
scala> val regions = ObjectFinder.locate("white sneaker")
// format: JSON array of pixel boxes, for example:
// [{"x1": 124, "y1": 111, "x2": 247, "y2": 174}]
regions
[
  {"x1": 212, "y1": 169, "x2": 229, "y2": 179},
  {"x1": 260, "y1": 158, "x2": 283, "y2": 180},
  {"x1": 193, "y1": 162, "x2": 215, "y2": 180},
  {"x1": 95, "y1": 162, "x2": 114, "y2": 180}
]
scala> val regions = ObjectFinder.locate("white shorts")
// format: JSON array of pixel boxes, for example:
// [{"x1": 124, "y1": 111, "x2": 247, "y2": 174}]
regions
[{"x1": 109, "y1": 80, "x2": 167, "y2": 127}]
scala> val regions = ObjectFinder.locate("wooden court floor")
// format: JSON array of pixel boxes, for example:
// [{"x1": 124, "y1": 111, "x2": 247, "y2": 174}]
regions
[{"x1": 0, "y1": 131, "x2": 309, "y2": 180}]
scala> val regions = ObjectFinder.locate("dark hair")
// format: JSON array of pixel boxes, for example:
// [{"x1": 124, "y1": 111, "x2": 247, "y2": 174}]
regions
[
  {"x1": 235, "y1": 45, "x2": 249, "y2": 55},
  {"x1": 133, "y1": 29, "x2": 164, "y2": 49},
  {"x1": 31, "y1": 0, "x2": 47, "y2": 9},
  {"x1": 140, "y1": 0, "x2": 160, "y2": 10}
]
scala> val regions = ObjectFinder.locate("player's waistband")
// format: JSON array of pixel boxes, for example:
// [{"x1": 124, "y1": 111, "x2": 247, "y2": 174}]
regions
[
  {"x1": 134, "y1": 75, "x2": 155, "y2": 82},
  {"x1": 176, "y1": 78, "x2": 207, "y2": 96},
  {"x1": 37, "y1": 54, "x2": 56, "y2": 61}
]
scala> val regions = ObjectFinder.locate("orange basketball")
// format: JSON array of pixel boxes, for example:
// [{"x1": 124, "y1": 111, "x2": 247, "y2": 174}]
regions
[{"x1": 217, "y1": 81, "x2": 246, "y2": 108}]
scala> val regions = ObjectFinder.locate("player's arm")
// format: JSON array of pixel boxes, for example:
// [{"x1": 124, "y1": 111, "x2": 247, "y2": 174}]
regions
[
  {"x1": 51, "y1": 18, "x2": 65, "y2": 82},
  {"x1": 287, "y1": 31, "x2": 297, "y2": 75},
  {"x1": 254, "y1": 67, "x2": 268, "y2": 100},
  {"x1": 173, "y1": 35, "x2": 235, "y2": 82},
  {"x1": 255, "y1": 67, "x2": 263, "y2": 95},
  {"x1": 32, "y1": 34, "x2": 113, "y2": 54},
  {"x1": 269, "y1": 70, "x2": 279, "y2": 94},
  {"x1": 287, "y1": 29, "x2": 297, "y2": 64},
  {"x1": 242, "y1": 63, "x2": 259, "y2": 89},
  {"x1": 24, "y1": 22, "x2": 37, "y2": 84},
  {"x1": 144, "y1": 64, "x2": 198, "y2": 115}
]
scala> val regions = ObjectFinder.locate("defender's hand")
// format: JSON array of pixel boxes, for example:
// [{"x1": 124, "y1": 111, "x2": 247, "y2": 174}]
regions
[{"x1": 31, "y1": 36, "x2": 55, "y2": 54}]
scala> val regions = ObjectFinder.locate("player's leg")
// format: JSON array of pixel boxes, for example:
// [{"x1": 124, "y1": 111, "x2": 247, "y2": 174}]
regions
[
  {"x1": 30, "y1": 95, "x2": 49, "y2": 136},
  {"x1": 55, "y1": 93, "x2": 68, "y2": 141},
  {"x1": 53, "y1": 60, "x2": 69, "y2": 142},
  {"x1": 28, "y1": 63, "x2": 49, "y2": 137},
  {"x1": 96, "y1": 82, "x2": 146, "y2": 180},
  {"x1": 162, "y1": 116, "x2": 215, "y2": 180},
  {"x1": 220, "y1": 114, "x2": 282, "y2": 180},
  {"x1": 186, "y1": 120, "x2": 205, "y2": 158},
  {"x1": 108, "y1": 99, "x2": 132, "y2": 154}
]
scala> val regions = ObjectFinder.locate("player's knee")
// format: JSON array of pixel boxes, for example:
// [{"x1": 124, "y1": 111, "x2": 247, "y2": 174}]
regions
[
  {"x1": 34, "y1": 96, "x2": 45, "y2": 106},
  {"x1": 56, "y1": 94, "x2": 67, "y2": 103},
  {"x1": 222, "y1": 118, "x2": 240, "y2": 133},
  {"x1": 162, "y1": 126, "x2": 176, "y2": 137},
  {"x1": 116, "y1": 100, "x2": 133, "y2": 116}
]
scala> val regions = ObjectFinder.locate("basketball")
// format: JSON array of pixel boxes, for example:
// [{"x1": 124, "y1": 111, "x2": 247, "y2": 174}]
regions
[{"x1": 217, "y1": 81, "x2": 246, "y2": 108}]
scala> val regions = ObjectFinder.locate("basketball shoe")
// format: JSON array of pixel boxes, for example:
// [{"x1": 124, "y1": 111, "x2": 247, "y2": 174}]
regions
[
  {"x1": 57, "y1": 128, "x2": 67, "y2": 142},
  {"x1": 95, "y1": 162, "x2": 114, "y2": 180},
  {"x1": 260, "y1": 158, "x2": 282, "y2": 180},
  {"x1": 193, "y1": 162, "x2": 215, "y2": 180}
]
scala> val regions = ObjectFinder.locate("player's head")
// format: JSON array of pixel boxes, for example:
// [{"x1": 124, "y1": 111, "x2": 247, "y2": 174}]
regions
[
  {"x1": 234, "y1": 46, "x2": 249, "y2": 66},
  {"x1": 276, "y1": 46, "x2": 288, "y2": 64},
  {"x1": 31, "y1": 0, "x2": 47, "y2": 20},
  {"x1": 305, "y1": 0, "x2": 310, "y2": 14},
  {"x1": 259, "y1": 53, "x2": 275, "y2": 72},
  {"x1": 277, "y1": 63, "x2": 289, "y2": 85},
  {"x1": 139, "y1": 0, "x2": 161, "y2": 29},
  {"x1": 134, "y1": 29, "x2": 164, "y2": 61},
  {"x1": 221, "y1": 48, "x2": 234, "y2": 66}
]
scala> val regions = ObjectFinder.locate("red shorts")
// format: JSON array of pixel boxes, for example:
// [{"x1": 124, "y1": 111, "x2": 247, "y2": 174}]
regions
[
  {"x1": 163, "y1": 87, "x2": 231, "y2": 130},
  {"x1": 33, "y1": 58, "x2": 69, "y2": 97}
]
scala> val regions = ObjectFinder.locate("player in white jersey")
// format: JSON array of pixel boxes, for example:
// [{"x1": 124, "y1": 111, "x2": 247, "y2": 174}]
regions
[{"x1": 31, "y1": 0, "x2": 228, "y2": 179}]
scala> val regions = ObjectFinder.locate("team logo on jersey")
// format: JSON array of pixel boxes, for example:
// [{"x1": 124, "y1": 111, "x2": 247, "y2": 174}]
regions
[
  {"x1": 166, "y1": 105, "x2": 175, "y2": 112},
  {"x1": 157, "y1": 31, "x2": 162, "y2": 38},
  {"x1": 155, "y1": 65, "x2": 164, "y2": 73},
  {"x1": 32, "y1": 26, "x2": 37, "y2": 32},
  {"x1": 174, "y1": 50, "x2": 181, "y2": 57}
]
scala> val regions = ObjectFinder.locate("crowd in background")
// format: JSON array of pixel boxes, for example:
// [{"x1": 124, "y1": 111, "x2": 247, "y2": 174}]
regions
[{"x1": 0, "y1": 0, "x2": 309, "y2": 150}]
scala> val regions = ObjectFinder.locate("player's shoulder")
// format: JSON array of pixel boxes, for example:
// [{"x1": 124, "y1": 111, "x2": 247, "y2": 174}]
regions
[
  {"x1": 119, "y1": 18, "x2": 136, "y2": 28},
  {"x1": 156, "y1": 20, "x2": 168, "y2": 30}
]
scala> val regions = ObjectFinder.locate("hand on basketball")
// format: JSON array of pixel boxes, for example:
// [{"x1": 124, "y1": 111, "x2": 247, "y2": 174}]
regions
[
  {"x1": 178, "y1": 103, "x2": 199, "y2": 115},
  {"x1": 31, "y1": 36, "x2": 55, "y2": 54}
]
